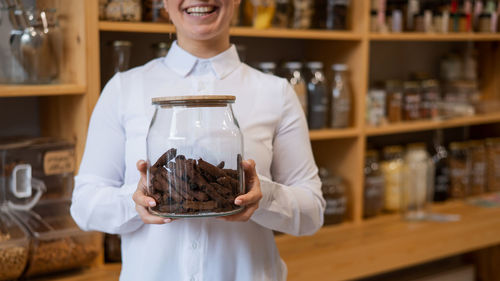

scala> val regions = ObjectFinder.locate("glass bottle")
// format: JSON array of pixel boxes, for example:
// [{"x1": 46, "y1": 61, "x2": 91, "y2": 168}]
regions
[
  {"x1": 112, "y1": 40, "x2": 132, "y2": 74},
  {"x1": 284, "y1": 62, "x2": 308, "y2": 116},
  {"x1": 385, "y1": 80, "x2": 403, "y2": 123},
  {"x1": 291, "y1": 0, "x2": 313, "y2": 28},
  {"x1": 146, "y1": 95, "x2": 244, "y2": 217},
  {"x1": 403, "y1": 81, "x2": 421, "y2": 121},
  {"x1": 331, "y1": 64, "x2": 352, "y2": 128},
  {"x1": 420, "y1": 79, "x2": 440, "y2": 120},
  {"x1": 402, "y1": 143, "x2": 434, "y2": 221},
  {"x1": 448, "y1": 142, "x2": 469, "y2": 198},
  {"x1": 381, "y1": 146, "x2": 404, "y2": 212},
  {"x1": 306, "y1": 62, "x2": 328, "y2": 129},
  {"x1": 257, "y1": 62, "x2": 276, "y2": 75},
  {"x1": 364, "y1": 150, "x2": 384, "y2": 218},
  {"x1": 467, "y1": 140, "x2": 487, "y2": 196},
  {"x1": 326, "y1": 0, "x2": 349, "y2": 30},
  {"x1": 432, "y1": 130, "x2": 450, "y2": 202},
  {"x1": 319, "y1": 168, "x2": 347, "y2": 225}
]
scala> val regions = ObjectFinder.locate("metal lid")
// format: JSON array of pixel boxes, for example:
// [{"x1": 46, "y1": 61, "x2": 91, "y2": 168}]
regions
[
  {"x1": 306, "y1": 61, "x2": 324, "y2": 69},
  {"x1": 283, "y1": 61, "x2": 303, "y2": 69},
  {"x1": 113, "y1": 40, "x2": 132, "y2": 47},
  {"x1": 258, "y1": 62, "x2": 276, "y2": 70},
  {"x1": 383, "y1": 145, "x2": 404, "y2": 154},
  {"x1": 331, "y1": 64, "x2": 348, "y2": 71},
  {"x1": 153, "y1": 42, "x2": 170, "y2": 49},
  {"x1": 152, "y1": 95, "x2": 236, "y2": 106}
]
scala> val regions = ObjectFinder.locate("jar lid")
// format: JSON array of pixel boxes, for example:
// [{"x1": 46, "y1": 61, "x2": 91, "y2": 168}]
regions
[
  {"x1": 152, "y1": 95, "x2": 236, "y2": 106},
  {"x1": 283, "y1": 62, "x2": 302, "y2": 69},
  {"x1": 258, "y1": 62, "x2": 276, "y2": 70},
  {"x1": 306, "y1": 61, "x2": 324, "y2": 69},
  {"x1": 331, "y1": 64, "x2": 348, "y2": 71},
  {"x1": 383, "y1": 145, "x2": 403, "y2": 154},
  {"x1": 113, "y1": 40, "x2": 132, "y2": 47}
]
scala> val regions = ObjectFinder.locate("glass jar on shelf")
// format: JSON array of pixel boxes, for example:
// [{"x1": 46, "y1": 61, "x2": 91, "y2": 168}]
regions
[
  {"x1": 146, "y1": 96, "x2": 245, "y2": 218},
  {"x1": 331, "y1": 64, "x2": 352, "y2": 128},
  {"x1": 381, "y1": 146, "x2": 404, "y2": 212},
  {"x1": 152, "y1": 42, "x2": 170, "y2": 59},
  {"x1": 319, "y1": 168, "x2": 347, "y2": 225},
  {"x1": 112, "y1": 40, "x2": 132, "y2": 74},
  {"x1": 402, "y1": 143, "x2": 434, "y2": 221},
  {"x1": 420, "y1": 79, "x2": 441, "y2": 120},
  {"x1": 272, "y1": 0, "x2": 292, "y2": 27},
  {"x1": 291, "y1": 0, "x2": 313, "y2": 28},
  {"x1": 143, "y1": 0, "x2": 170, "y2": 22},
  {"x1": 486, "y1": 138, "x2": 500, "y2": 192},
  {"x1": 363, "y1": 150, "x2": 384, "y2": 218},
  {"x1": 306, "y1": 62, "x2": 328, "y2": 130},
  {"x1": 283, "y1": 62, "x2": 308, "y2": 116},
  {"x1": 385, "y1": 80, "x2": 403, "y2": 123},
  {"x1": 403, "y1": 81, "x2": 421, "y2": 121},
  {"x1": 467, "y1": 140, "x2": 487, "y2": 196},
  {"x1": 449, "y1": 142, "x2": 469, "y2": 198},
  {"x1": 432, "y1": 130, "x2": 450, "y2": 202},
  {"x1": 106, "y1": 0, "x2": 141, "y2": 21}
]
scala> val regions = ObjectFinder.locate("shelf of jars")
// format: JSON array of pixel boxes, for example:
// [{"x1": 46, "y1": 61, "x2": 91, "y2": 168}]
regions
[
  {"x1": 98, "y1": 21, "x2": 364, "y2": 41},
  {"x1": 369, "y1": 32, "x2": 500, "y2": 41},
  {"x1": 364, "y1": 112, "x2": 500, "y2": 136},
  {"x1": 0, "y1": 84, "x2": 87, "y2": 98},
  {"x1": 309, "y1": 128, "x2": 361, "y2": 140}
]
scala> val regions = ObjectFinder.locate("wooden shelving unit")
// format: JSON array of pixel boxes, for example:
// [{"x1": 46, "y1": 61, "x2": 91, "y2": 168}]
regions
[
  {"x1": 370, "y1": 32, "x2": 500, "y2": 41},
  {"x1": 309, "y1": 128, "x2": 360, "y2": 140}
]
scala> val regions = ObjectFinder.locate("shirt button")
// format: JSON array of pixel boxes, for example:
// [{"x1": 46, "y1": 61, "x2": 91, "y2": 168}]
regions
[{"x1": 192, "y1": 242, "x2": 198, "y2": 249}]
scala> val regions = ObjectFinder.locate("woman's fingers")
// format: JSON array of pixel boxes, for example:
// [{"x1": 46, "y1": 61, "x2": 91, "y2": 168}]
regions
[
  {"x1": 136, "y1": 204, "x2": 172, "y2": 224},
  {"x1": 234, "y1": 186, "x2": 262, "y2": 206},
  {"x1": 133, "y1": 188, "x2": 156, "y2": 207},
  {"x1": 220, "y1": 202, "x2": 259, "y2": 222}
]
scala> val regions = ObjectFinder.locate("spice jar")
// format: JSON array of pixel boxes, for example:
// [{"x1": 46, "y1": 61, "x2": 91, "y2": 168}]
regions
[
  {"x1": 151, "y1": 42, "x2": 170, "y2": 59},
  {"x1": 403, "y1": 81, "x2": 421, "y2": 121},
  {"x1": 402, "y1": 143, "x2": 434, "y2": 221},
  {"x1": 106, "y1": 0, "x2": 142, "y2": 21},
  {"x1": 272, "y1": 0, "x2": 292, "y2": 27},
  {"x1": 486, "y1": 138, "x2": 500, "y2": 192},
  {"x1": 385, "y1": 80, "x2": 403, "y2": 123},
  {"x1": 319, "y1": 168, "x2": 347, "y2": 225},
  {"x1": 381, "y1": 146, "x2": 404, "y2": 212},
  {"x1": 306, "y1": 62, "x2": 328, "y2": 129},
  {"x1": 449, "y1": 142, "x2": 469, "y2": 198},
  {"x1": 284, "y1": 62, "x2": 308, "y2": 116},
  {"x1": 432, "y1": 130, "x2": 450, "y2": 202},
  {"x1": 143, "y1": 0, "x2": 169, "y2": 22},
  {"x1": 420, "y1": 79, "x2": 440, "y2": 120},
  {"x1": 291, "y1": 0, "x2": 313, "y2": 28},
  {"x1": 478, "y1": 13, "x2": 492, "y2": 32},
  {"x1": 112, "y1": 40, "x2": 132, "y2": 74},
  {"x1": 366, "y1": 89, "x2": 386, "y2": 127},
  {"x1": 363, "y1": 150, "x2": 384, "y2": 218},
  {"x1": 331, "y1": 64, "x2": 352, "y2": 128},
  {"x1": 147, "y1": 96, "x2": 244, "y2": 217},
  {"x1": 326, "y1": 0, "x2": 349, "y2": 30},
  {"x1": 467, "y1": 140, "x2": 487, "y2": 196}
]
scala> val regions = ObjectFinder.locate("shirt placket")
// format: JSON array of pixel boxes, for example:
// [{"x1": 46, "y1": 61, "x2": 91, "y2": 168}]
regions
[
  {"x1": 185, "y1": 219, "x2": 204, "y2": 281},
  {"x1": 190, "y1": 61, "x2": 216, "y2": 94}
]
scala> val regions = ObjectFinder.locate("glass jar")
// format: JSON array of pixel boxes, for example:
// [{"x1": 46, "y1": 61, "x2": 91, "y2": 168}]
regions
[
  {"x1": 0, "y1": 5, "x2": 28, "y2": 83},
  {"x1": 0, "y1": 211, "x2": 30, "y2": 281},
  {"x1": 478, "y1": 13, "x2": 492, "y2": 32},
  {"x1": 432, "y1": 130, "x2": 450, "y2": 202},
  {"x1": 146, "y1": 96, "x2": 244, "y2": 218},
  {"x1": 251, "y1": 0, "x2": 276, "y2": 29},
  {"x1": 486, "y1": 138, "x2": 500, "y2": 192},
  {"x1": 112, "y1": 40, "x2": 132, "y2": 74},
  {"x1": 449, "y1": 142, "x2": 469, "y2": 198},
  {"x1": 467, "y1": 140, "x2": 487, "y2": 196},
  {"x1": 363, "y1": 150, "x2": 384, "y2": 218},
  {"x1": 306, "y1": 62, "x2": 328, "y2": 129},
  {"x1": 291, "y1": 0, "x2": 313, "y2": 28},
  {"x1": 106, "y1": 0, "x2": 141, "y2": 21},
  {"x1": 319, "y1": 168, "x2": 347, "y2": 225},
  {"x1": 385, "y1": 80, "x2": 403, "y2": 123},
  {"x1": 152, "y1": 42, "x2": 170, "y2": 59},
  {"x1": 284, "y1": 62, "x2": 308, "y2": 116},
  {"x1": 326, "y1": 0, "x2": 349, "y2": 30},
  {"x1": 331, "y1": 64, "x2": 352, "y2": 128},
  {"x1": 271, "y1": 0, "x2": 292, "y2": 27},
  {"x1": 402, "y1": 143, "x2": 434, "y2": 221},
  {"x1": 143, "y1": 0, "x2": 170, "y2": 22},
  {"x1": 403, "y1": 81, "x2": 421, "y2": 121},
  {"x1": 366, "y1": 88, "x2": 386, "y2": 127},
  {"x1": 381, "y1": 146, "x2": 404, "y2": 212},
  {"x1": 420, "y1": 79, "x2": 440, "y2": 120}
]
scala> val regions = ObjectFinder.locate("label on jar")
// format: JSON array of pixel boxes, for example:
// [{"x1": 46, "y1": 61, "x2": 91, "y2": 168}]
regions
[{"x1": 43, "y1": 150, "x2": 75, "y2": 175}]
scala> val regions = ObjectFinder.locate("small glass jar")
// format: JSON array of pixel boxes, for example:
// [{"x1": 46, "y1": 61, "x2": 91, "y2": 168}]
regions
[
  {"x1": 448, "y1": 142, "x2": 469, "y2": 198},
  {"x1": 402, "y1": 143, "x2": 434, "y2": 221},
  {"x1": 385, "y1": 80, "x2": 403, "y2": 123},
  {"x1": 143, "y1": 0, "x2": 170, "y2": 22},
  {"x1": 106, "y1": 0, "x2": 141, "y2": 21},
  {"x1": 403, "y1": 81, "x2": 421, "y2": 121},
  {"x1": 331, "y1": 64, "x2": 352, "y2": 128},
  {"x1": 152, "y1": 42, "x2": 170, "y2": 59},
  {"x1": 326, "y1": 0, "x2": 349, "y2": 30},
  {"x1": 381, "y1": 146, "x2": 404, "y2": 212},
  {"x1": 319, "y1": 168, "x2": 347, "y2": 225},
  {"x1": 467, "y1": 140, "x2": 487, "y2": 196},
  {"x1": 147, "y1": 95, "x2": 244, "y2": 218},
  {"x1": 284, "y1": 62, "x2": 308, "y2": 115},
  {"x1": 271, "y1": 0, "x2": 292, "y2": 27},
  {"x1": 363, "y1": 150, "x2": 384, "y2": 218},
  {"x1": 291, "y1": 0, "x2": 313, "y2": 29},
  {"x1": 478, "y1": 13, "x2": 492, "y2": 32},
  {"x1": 306, "y1": 62, "x2": 328, "y2": 130},
  {"x1": 486, "y1": 138, "x2": 500, "y2": 192},
  {"x1": 112, "y1": 40, "x2": 132, "y2": 74},
  {"x1": 420, "y1": 79, "x2": 440, "y2": 120}
]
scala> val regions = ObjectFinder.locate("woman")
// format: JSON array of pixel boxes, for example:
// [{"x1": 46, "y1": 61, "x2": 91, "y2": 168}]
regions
[{"x1": 70, "y1": 0, "x2": 325, "y2": 280}]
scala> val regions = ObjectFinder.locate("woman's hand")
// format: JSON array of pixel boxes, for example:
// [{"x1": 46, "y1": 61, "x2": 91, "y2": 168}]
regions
[
  {"x1": 132, "y1": 160, "x2": 173, "y2": 224},
  {"x1": 220, "y1": 159, "x2": 263, "y2": 222}
]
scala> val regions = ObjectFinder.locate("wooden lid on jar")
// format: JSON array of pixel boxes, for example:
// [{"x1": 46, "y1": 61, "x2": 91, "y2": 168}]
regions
[{"x1": 152, "y1": 95, "x2": 236, "y2": 106}]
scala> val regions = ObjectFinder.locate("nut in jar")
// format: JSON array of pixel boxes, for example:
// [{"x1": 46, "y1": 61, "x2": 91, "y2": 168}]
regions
[{"x1": 146, "y1": 96, "x2": 245, "y2": 218}]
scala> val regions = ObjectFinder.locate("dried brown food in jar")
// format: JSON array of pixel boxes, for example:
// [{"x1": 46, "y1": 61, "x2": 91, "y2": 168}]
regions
[
  {"x1": 449, "y1": 142, "x2": 469, "y2": 198},
  {"x1": 467, "y1": 140, "x2": 487, "y2": 196}
]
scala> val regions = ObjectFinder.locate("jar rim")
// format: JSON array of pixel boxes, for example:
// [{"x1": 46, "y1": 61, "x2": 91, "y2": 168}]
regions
[{"x1": 152, "y1": 95, "x2": 236, "y2": 106}]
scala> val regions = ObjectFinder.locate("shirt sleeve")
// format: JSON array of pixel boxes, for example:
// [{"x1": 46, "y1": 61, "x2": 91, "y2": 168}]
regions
[
  {"x1": 70, "y1": 73, "x2": 143, "y2": 234},
  {"x1": 250, "y1": 81, "x2": 326, "y2": 236}
]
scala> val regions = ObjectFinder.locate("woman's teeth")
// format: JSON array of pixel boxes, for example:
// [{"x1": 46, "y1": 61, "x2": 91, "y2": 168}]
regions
[{"x1": 186, "y1": 6, "x2": 216, "y2": 16}]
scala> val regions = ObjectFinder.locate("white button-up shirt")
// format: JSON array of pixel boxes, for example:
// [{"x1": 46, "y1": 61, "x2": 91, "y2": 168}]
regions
[{"x1": 71, "y1": 42, "x2": 325, "y2": 281}]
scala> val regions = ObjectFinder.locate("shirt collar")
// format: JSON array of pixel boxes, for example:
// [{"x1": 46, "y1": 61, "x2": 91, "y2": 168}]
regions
[{"x1": 164, "y1": 41, "x2": 241, "y2": 80}]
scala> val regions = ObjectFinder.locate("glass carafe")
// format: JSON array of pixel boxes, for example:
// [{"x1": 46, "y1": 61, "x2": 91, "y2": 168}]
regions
[{"x1": 146, "y1": 95, "x2": 245, "y2": 218}]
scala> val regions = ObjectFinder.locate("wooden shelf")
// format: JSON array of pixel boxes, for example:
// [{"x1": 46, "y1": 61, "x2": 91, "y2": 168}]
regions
[
  {"x1": 0, "y1": 84, "x2": 86, "y2": 97},
  {"x1": 309, "y1": 128, "x2": 360, "y2": 140},
  {"x1": 365, "y1": 113, "x2": 500, "y2": 136},
  {"x1": 370, "y1": 32, "x2": 500, "y2": 41},
  {"x1": 99, "y1": 21, "x2": 363, "y2": 40},
  {"x1": 276, "y1": 197, "x2": 500, "y2": 281}
]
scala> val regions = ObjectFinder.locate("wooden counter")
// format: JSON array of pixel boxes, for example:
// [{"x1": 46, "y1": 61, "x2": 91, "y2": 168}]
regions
[{"x1": 35, "y1": 198, "x2": 500, "y2": 281}]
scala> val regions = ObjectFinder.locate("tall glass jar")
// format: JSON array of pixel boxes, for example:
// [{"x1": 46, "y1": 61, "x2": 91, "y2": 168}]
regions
[
  {"x1": 284, "y1": 62, "x2": 308, "y2": 116},
  {"x1": 363, "y1": 150, "x2": 384, "y2": 218},
  {"x1": 432, "y1": 130, "x2": 450, "y2": 202},
  {"x1": 449, "y1": 142, "x2": 469, "y2": 198},
  {"x1": 331, "y1": 64, "x2": 352, "y2": 128},
  {"x1": 146, "y1": 96, "x2": 245, "y2": 218},
  {"x1": 385, "y1": 80, "x2": 403, "y2": 123},
  {"x1": 402, "y1": 143, "x2": 434, "y2": 221},
  {"x1": 306, "y1": 62, "x2": 328, "y2": 129},
  {"x1": 381, "y1": 146, "x2": 404, "y2": 212},
  {"x1": 319, "y1": 168, "x2": 347, "y2": 225},
  {"x1": 112, "y1": 40, "x2": 132, "y2": 74}
]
